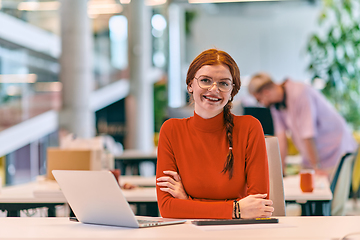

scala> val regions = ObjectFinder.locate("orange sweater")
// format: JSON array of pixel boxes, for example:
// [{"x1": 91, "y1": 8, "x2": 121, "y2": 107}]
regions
[{"x1": 156, "y1": 111, "x2": 269, "y2": 219}]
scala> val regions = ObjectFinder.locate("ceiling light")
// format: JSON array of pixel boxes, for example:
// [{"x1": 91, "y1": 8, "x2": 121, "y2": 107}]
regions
[
  {"x1": 189, "y1": 0, "x2": 280, "y2": 3},
  {"x1": 88, "y1": 6, "x2": 122, "y2": 16},
  {"x1": 146, "y1": 0, "x2": 167, "y2": 6},
  {"x1": 88, "y1": 0, "x2": 123, "y2": 16},
  {"x1": 0, "y1": 74, "x2": 37, "y2": 83},
  {"x1": 17, "y1": 1, "x2": 60, "y2": 11},
  {"x1": 120, "y1": 0, "x2": 131, "y2": 3}
]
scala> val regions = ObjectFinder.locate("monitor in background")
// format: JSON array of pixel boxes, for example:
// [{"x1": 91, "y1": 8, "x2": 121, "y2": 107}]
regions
[{"x1": 243, "y1": 107, "x2": 274, "y2": 136}]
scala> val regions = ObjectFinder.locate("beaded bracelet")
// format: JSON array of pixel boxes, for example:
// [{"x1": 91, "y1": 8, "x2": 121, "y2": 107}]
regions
[
  {"x1": 237, "y1": 201, "x2": 241, "y2": 219},
  {"x1": 233, "y1": 200, "x2": 241, "y2": 219},
  {"x1": 233, "y1": 200, "x2": 237, "y2": 219}
]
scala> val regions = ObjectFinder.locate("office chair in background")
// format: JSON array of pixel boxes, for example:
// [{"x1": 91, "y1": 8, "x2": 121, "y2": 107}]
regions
[
  {"x1": 351, "y1": 147, "x2": 360, "y2": 204},
  {"x1": 265, "y1": 136, "x2": 286, "y2": 216},
  {"x1": 330, "y1": 146, "x2": 359, "y2": 216}
]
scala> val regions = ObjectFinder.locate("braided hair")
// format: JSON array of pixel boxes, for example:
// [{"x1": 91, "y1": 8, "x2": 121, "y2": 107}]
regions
[{"x1": 186, "y1": 49, "x2": 241, "y2": 179}]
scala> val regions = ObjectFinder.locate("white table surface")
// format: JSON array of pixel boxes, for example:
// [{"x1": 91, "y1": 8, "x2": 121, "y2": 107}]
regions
[
  {"x1": 0, "y1": 181, "x2": 67, "y2": 203},
  {"x1": 115, "y1": 149, "x2": 157, "y2": 160},
  {"x1": 122, "y1": 175, "x2": 333, "y2": 203},
  {"x1": 283, "y1": 175, "x2": 332, "y2": 203},
  {"x1": 120, "y1": 175, "x2": 156, "y2": 187},
  {"x1": 0, "y1": 174, "x2": 332, "y2": 204},
  {"x1": 0, "y1": 177, "x2": 157, "y2": 203},
  {"x1": 0, "y1": 216, "x2": 358, "y2": 239}
]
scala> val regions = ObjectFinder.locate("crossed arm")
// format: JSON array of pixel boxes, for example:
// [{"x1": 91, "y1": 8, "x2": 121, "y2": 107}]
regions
[{"x1": 157, "y1": 170, "x2": 274, "y2": 219}]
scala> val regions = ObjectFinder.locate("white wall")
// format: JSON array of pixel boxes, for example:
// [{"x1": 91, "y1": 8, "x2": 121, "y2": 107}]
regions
[{"x1": 186, "y1": 1, "x2": 321, "y2": 83}]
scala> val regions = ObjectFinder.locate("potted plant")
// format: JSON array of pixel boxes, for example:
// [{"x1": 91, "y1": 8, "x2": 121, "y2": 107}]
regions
[{"x1": 307, "y1": 0, "x2": 360, "y2": 130}]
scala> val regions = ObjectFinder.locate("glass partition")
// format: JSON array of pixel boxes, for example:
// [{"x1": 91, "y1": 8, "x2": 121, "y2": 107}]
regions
[{"x1": 0, "y1": 40, "x2": 60, "y2": 131}]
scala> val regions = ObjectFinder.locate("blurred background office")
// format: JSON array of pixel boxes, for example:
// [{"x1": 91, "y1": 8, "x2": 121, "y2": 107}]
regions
[{"x1": 0, "y1": 0, "x2": 359, "y2": 214}]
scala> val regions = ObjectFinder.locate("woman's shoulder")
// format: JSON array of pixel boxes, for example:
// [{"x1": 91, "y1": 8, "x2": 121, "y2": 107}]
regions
[
  {"x1": 233, "y1": 114, "x2": 263, "y2": 134},
  {"x1": 233, "y1": 114, "x2": 261, "y2": 127},
  {"x1": 160, "y1": 117, "x2": 191, "y2": 131},
  {"x1": 233, "y1": 115, "x2": 265, "y2": 140}
]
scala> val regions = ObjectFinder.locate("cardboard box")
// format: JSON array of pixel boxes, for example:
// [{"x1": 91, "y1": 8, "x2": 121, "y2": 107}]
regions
[{"x1": 47, "y1": 148, "x2": 102, "y2": 180}]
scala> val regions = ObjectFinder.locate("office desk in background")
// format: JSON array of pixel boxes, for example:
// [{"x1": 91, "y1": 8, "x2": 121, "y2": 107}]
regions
[
  {"x1": 115, "y1": 149, "x2": 157, "y2": 175},
  {"x1": 120, "y1": 175, "x2": 333, "y2": 216},
  {"x1": 121, "y1": 175, "x2": 333, "y2": 216},
  {"x1": 283, "y1": 175, "x2": 332, "y2": 216},
  {"x1": 0, "y1": 181, "x2": 66, "y2": 217},
  {"x1": 0, "y1": 216, "x2": 359, "y2": 239},
  {"x1": 0, "y1": 174, "x2": 332, "y2": 217},
  {"x1": 0, "y1": 178, "x2": 158, "y2": 217}
]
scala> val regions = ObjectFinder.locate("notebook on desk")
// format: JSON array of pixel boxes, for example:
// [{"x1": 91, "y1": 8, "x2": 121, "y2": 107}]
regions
[
  {"x1": 192, "y1": 218, "x2": 279, "y2": 226},
  {"x1": 52, "y1": 170, "x2": 186, "y2": 228}
]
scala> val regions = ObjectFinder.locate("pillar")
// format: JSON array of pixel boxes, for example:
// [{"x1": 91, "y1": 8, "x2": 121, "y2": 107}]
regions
[
  {"x1": 59, "y1": 0, "x2": 95, "y2": 138},
  {"x1": 126, "y1": 0, "x2": 154, "y2": 152}
]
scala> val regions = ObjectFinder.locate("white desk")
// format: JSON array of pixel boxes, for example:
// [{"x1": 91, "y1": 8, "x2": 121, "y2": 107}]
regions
[
  {"x1": 120, "y1": 175, "x2": 333, "y2": 216},
  {"x1": 0, "y1": 181, "x2": 67, "y2": 217},
  {"x1": 0, "y1": 175, "x2": 332, "y2": 217},
  {"x1": 283, "y1": 175, "x2": 332, "y2": 216},
  {"x1": 283, "y1": 175, "x2": 332, "y2": 202},
  {"x1": 115, "y1": 149, "x2": 157, "y2": 175},
  {"x1": 0, "y1": 178, "x2": 156, "y2": 202},
  {"x1": 121, "y1": 175, "x2": 333, "y2": 201},
  {"x1": 120, "y1": 175, "x2": 156, "y2": 187},
  {"x1": 0, "y1": 216, "x2": 359, "y2": 239},
  {"x1": 0, "y1": 179, "x2": 157, "y2": 217},
  {"x1": 116, "y1": 149, "x2": 157, "y2": 160}
]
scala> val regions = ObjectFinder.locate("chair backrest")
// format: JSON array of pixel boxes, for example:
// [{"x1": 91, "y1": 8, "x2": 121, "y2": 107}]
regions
[
  {"x1": 265, "y1": 136, "x2": 286, "y2": 216},
  {"x1": 351, "y1": 145, "x2": 360, "y2": 194},
  {"x1": 330, "y1": 148, "x2": 358, "y2": 216}
]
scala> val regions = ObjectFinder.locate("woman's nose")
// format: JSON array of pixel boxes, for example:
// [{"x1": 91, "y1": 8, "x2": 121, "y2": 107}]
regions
[{"x1": 208, "y1": 82, "x2": 220, "y2": 92}]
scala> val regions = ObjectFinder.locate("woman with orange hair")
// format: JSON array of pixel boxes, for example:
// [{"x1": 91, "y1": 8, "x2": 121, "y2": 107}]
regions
[{"x1": 156, "y1": 49, "x2": 273, "y2": 219}]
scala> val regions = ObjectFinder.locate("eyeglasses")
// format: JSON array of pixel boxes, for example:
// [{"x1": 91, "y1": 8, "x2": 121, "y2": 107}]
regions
[{"x1": 194, "y1": 76, "x2": 234, "y2": 92}]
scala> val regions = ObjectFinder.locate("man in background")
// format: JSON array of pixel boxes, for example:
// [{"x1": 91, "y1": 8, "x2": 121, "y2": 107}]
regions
[{"x1": 248, "y1": 72, "x2": 358, "y2": 215}]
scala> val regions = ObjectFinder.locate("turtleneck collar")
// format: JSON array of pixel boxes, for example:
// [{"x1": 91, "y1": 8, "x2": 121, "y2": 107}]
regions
[{"x1": 191, "y1": 111, "x2": 225, "y2": 132}]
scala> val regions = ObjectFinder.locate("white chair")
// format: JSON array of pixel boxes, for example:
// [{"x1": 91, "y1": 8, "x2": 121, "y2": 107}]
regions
[
  {"x1": 265, "y1": 136, "x2": 286, "y2": 216},
  {"x1": 330, "y1": 148, "x2": 358, "y2": 216}
]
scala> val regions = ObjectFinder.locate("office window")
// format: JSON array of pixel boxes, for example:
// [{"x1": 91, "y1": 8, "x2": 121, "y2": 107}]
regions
[
  {"x1": 109, "y1": 15, "x2": 128, "y2": 70},
  {"x1": 151, "y1": 13, "x2": 167, "y2": 69}
]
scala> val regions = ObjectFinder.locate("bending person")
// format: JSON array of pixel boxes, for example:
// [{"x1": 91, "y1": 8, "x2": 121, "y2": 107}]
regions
[
  {"x1": 156, "y1": 49, "x2": 273, "y2": 219},
  {"x1": 248, "y1": 72, "x2": 358, "y2": 216},
  {"x1": 248, "y1": 72, "x2": 357, "y2": 178}
]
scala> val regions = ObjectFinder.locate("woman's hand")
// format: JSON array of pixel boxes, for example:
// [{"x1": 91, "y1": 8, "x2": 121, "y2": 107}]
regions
[
  {"x1": 237, "y1": 194, "x2": 274, "y2": 219},
  {"x1": 157, "y1": 170, "x2": 188, "y2": 200}
]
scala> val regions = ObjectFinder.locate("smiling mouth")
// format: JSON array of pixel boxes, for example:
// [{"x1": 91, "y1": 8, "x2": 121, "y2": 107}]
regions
[{"x1": 203, "y1": 95, "x2": 221, "y2": 102}]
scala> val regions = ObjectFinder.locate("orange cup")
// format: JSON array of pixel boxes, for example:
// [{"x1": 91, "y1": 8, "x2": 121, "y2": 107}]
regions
[{"x1": 300, "y1": 169, "x2": 315, "y2": 193}]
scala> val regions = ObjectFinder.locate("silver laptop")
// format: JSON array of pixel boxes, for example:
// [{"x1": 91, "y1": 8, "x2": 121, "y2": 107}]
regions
[{"x1": 52, "y1": 170, "x2": 186, "y2": 228}]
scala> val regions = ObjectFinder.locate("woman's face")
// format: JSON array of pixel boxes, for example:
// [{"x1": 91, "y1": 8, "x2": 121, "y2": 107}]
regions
[{"x1": 189, "y1": 64, "x2": 233, "y2": 119}]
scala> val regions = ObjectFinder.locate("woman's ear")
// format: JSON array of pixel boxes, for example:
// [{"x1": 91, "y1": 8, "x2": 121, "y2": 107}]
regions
[{"x1": 188, "y1": 83, "x2": 193, "y2": 93}]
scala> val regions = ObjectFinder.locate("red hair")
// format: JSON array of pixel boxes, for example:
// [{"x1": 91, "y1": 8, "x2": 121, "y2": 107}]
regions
[
  {"x1": 186, "y1": 48, "x2": 241, "y2": 98},
  {"x1": 186, "y1": 49, "x2": 241, "y2": 179}
]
